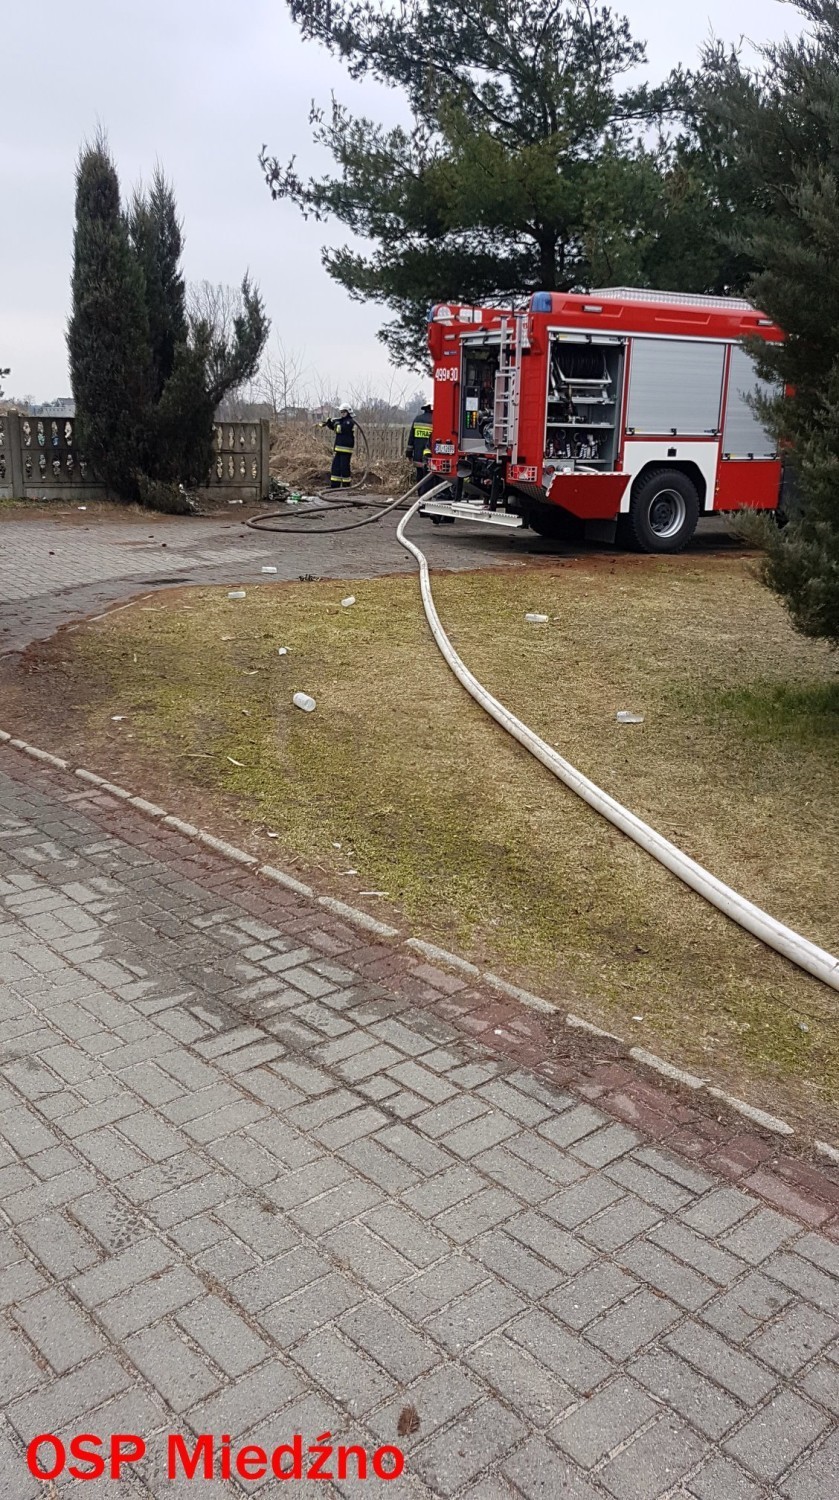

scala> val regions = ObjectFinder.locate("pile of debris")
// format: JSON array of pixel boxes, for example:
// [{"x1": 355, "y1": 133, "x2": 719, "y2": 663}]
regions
[{"x1": 267, "y1": 476, "x2": 292, "y2": 503}]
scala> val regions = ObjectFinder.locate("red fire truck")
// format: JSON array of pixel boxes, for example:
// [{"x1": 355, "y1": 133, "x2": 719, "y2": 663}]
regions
[{"x1": 421, "y1": 287, "x2": 784, "y2": 552}]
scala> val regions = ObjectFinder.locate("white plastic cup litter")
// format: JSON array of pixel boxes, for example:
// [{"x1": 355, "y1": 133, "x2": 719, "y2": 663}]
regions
[
  {"x1": 227, "y1": 589, "x2": 246, "y2": 599},
  {"x1": 341, "y1": 596, "x2": 356, "y2": 608},
  {"x1": 277, "y1": 647, "x2": 289, "y2": 656},
  {"x1": 525, "y1": 613, "x2": 549, "y2": 624},
  {"x1": 293, "y1": 692, "x2": 316, "y2": 712}
]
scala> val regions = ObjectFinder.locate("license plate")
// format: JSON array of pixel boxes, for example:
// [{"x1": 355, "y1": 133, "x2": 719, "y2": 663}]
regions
[{"x1": 434, "y1": 441, "x2": 456, "y2": 455}]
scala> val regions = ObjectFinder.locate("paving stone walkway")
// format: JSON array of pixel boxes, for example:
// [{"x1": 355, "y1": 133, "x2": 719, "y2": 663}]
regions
[
  {"x1": 0, "y1": 509, "x2": 522, "y2": 658},
  {"x1": 0, "y1": 508, "x2": 736, "y2": 658},
  {"x1": 1, "y1": 748, "x2": 838, "y2": 1498}
]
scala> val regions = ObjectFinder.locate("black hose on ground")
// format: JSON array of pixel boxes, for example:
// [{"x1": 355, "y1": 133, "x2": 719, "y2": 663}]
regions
[
  {"x1": 245, "y1": 475, "x2": 450, "y2": 536},
  {"x1": 245, "y1": 418, "x2": 441, "y2": 536}
]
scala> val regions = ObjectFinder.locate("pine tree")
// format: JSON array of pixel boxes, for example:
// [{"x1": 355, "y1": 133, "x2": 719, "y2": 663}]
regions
[
  {"x1": 67, "y1": 134, "x2": 151, "y2": 498},
  {"x1": 263, "y1": 0, "x2": 737, "y2": 367},
  {"x1": 701, "y1": 0, "x2": 839, "y2": 644}
]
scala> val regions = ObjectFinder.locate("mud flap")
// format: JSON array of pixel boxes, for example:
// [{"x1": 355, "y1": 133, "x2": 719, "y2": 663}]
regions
[{"x1": 584, "y1": 517, "x2": 618, "y2": 544}]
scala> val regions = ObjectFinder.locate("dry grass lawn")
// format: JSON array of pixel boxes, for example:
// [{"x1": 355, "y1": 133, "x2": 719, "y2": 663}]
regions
[{"x1": 6, "y1": 549, "x2": 839, "y2": 1133}]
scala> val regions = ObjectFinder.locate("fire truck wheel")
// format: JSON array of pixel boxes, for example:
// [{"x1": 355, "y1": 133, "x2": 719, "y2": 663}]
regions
[{"x1": 626, "y1": 468, "x2": 700, "y2": 553}]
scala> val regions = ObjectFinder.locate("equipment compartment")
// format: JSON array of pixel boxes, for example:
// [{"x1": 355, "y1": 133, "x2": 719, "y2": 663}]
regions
[
  {"x1": 544, "y1": 337, "x2": 625, "y2": 474},
  {"x1": 460, "y1": 344, "x2": 500, "y2": 450}
]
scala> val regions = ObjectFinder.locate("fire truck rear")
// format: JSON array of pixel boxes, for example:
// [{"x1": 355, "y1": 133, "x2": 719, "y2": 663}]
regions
[{"x1": 422, "y1": 288, "x2": 784, "y2": 552}]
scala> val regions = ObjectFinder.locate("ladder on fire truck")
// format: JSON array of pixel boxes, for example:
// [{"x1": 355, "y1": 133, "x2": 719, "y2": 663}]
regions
[
  {"x1": 420, "y1": 309, "x2": 529, "y2": 530},
  {"x1": 491, "y1": 313, "x2": 526, "y2": 462}
]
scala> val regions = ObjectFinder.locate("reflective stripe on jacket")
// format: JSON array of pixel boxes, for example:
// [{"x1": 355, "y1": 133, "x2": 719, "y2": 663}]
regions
[
  {"x1": 325, "y1": 414, "x2": 355, "y2": 452},
  {"x1": 407, "y1": 414, "x2": 432, "y2": 463}
]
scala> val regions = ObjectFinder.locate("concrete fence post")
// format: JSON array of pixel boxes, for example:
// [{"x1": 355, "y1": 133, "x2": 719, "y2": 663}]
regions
[
  {"x1": 6, "y1": 413, "x2": 25, "y2": 497},
  {"x1": 260, "y1": 419, "x2": 270, "y2": 498}
]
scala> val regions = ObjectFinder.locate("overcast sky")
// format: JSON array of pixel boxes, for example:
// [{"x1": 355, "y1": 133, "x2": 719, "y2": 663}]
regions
[{"x1": 1, "y1": 0, "x2": 802, "y2": 403}]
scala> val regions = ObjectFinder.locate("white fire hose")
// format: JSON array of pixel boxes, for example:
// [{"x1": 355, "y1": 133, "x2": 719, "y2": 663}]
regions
[{"x1": 397, "y1": 494, "x2": 839, "y2": 993}]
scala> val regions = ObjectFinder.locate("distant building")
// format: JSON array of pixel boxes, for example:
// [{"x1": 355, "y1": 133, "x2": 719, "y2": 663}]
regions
[{"x1": 29, "y1": 398, "x2": 76, "y2": 417}]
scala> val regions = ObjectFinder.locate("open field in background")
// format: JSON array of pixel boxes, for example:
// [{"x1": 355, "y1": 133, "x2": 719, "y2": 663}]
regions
[{"x1": 4, "y1": 550, "x2": 838, "y2": 1134}]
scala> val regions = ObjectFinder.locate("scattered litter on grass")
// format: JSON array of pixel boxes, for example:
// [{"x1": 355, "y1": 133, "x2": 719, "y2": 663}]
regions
[
  {"x1": 342, "y1": 596, "x2": 356, "y2": 608},
  {"x1": 617, "y1": 711, "x2": 645, "y2": 724},
  {"x1": 241, "y1": 710, "x2": 251, "y2": 717},
  {"x1": 277, "y1": 647, "x2": 289, "y2": 656},
  {"x1": 221, "y1": 636, "x2": 234, "y2": 642},
  {"x1": 360, "y1": 890, "x2": 388, "y2": 897},
  {"x1": 525, "y1": 613, "x2": 549, "y2": 624},
  {"x1": 77, "y1": 506, "x2": 86, "y2": 511},
  {"x1": 227, "y1": 590, "x2": 246, "y2": 600},
  {"x1": 333, "y1": 842, "x2": 342, "y2": 849},
  {"x1": 632, "y1": 1014, "x2": 644, "y2": 1022},
  {"x1": 261, "y1": 566, "x2": 278, "y2": 574},
  {"x1": 293, "y1": 692, "x2": 316, "y2": 712},
  {"x1": 341, "y1": 869, "x2": 359, "y2": 876},
  {"x1": 227, "y1": 756, "x2": 245, "y2": 767},
  {"x1": 111, "y1": 715, "x2": 124, "y2": 722},
  {"x1": 266, "y1": 832, "x2": 279, "y2": 839}
]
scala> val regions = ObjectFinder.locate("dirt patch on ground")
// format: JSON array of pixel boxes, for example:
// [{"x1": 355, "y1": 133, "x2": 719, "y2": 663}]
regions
[{"x1": 3, "y1": 552, "x2": 838, "y2": 1137}]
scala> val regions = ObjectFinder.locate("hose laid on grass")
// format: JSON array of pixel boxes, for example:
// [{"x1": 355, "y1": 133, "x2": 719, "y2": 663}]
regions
[{"x1": 396, "y1": 497, "x2": 839, "y2": 994}]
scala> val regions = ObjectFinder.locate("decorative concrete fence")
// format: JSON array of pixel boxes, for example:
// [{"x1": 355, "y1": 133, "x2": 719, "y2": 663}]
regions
[{"x1": 0, "y1": 412, "x2": 270, "y2": 502}]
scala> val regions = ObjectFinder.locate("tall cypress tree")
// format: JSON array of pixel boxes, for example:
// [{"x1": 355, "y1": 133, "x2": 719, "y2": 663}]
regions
[
  {"x1": 68, "y1": 138, "x2": 269, "y2": 506},
  {"x1": 129, "y1": 168, "x2": 187, "y2": 403},
  {"x1": 67, "y1": 134, "x2": 151, "y2": 498}
]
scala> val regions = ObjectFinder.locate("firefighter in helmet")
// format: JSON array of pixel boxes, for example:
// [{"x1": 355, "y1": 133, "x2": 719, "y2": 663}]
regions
[
  {"x1": 320, "y1": 406, "x2": 355, "y2": 490},
  {"x1": 406, "y1": 402, "x2": 433, "y2": 485}
]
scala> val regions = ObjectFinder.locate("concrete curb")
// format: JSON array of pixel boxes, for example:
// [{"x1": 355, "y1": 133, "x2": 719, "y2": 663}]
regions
[
  {"x1": 259, "y1": 864, "x2": 315, "y2": 899},
  {"x1": 75, "y1": 769, "x2": 132, "y2": 799},
  {"x1": 405, "y1": 938, "x2": 480, "y2": 977},
  {"x1": 0, "y1": 729, "x2": 812, "y2": 1152},
  {"x1": 629, "y1": 1047, "x2": 707, "y2": 1091},
  {"x1": 707, "y1": 1088, "x2": 795, "y2": 1137}
]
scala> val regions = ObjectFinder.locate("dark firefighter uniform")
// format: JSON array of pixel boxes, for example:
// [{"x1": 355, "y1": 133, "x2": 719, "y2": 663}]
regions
[
  {"x1": 322, "y1": 409, "x2": 355, "y2": 488},
  {"x1": 407, "y1": 404, "x2": 433, "y2": 484}
]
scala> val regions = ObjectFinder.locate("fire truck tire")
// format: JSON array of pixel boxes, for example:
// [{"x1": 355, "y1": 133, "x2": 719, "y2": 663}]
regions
[{"x1": 626, "y1": 468, "x2": 699, "y2": 553}]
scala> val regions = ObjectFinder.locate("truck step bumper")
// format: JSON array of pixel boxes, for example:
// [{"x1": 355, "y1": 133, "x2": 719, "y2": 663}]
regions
[{"x1": 419, "y1": 500, "x2": 525, "y2": 529}]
